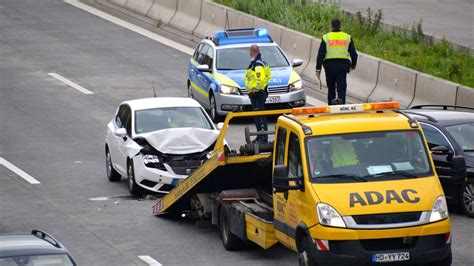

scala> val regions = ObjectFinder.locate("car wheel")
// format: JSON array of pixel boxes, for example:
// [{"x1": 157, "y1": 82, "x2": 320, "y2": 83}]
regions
[
  {"x1": 219, "y1": 207, "x2": 242, "y2": 251},
  {"x1": 209, "y1": 93, "x2": 223, "y2": 122},
  {"x1": 460, "y1": 182, "x2": 474, "y2": 218},
  {"x1": 299, "y1": 236, "x2": 317, "y2": 266},
  {"x1": 187, "y1": 82, "x2": 194, "y2": 99},
  {"x1": 106, "y1": 147, "x2": 121, "y2": 182},
  {"x1": 127, "y1": 160, "x2": 143, "y2": 195}
]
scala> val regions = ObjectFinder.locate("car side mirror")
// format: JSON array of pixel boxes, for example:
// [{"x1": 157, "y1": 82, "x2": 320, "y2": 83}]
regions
[
  {"x1": 197, "y1": 64, "x2": 211, "y2": 72},
  {"x1": 114, "y1": 128, "x2": 127, "y2": 138},
  {"x1": 273, "y1": 165, "x2": 304, "y2": 193},
  {"x1": 292, "y1": 59, "x2": 304, "y2": 68},
  {"x1": 451, "y1": 156, "x2": 467, "y2": 177},
  {"x1": 431, "y1": 146, "x2": 452, "y2": 156},
  {"x1": 216, "y1": 122, "x2": 224, "y2": 130}
]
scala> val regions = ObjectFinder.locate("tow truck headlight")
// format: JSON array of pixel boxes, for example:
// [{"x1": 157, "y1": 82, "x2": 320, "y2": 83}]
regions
[
  {"x1": 289, "y1": 79, "x2": 303, "y2": 91},
  {"x1": 220, "y1": 84, "x2": 240, "y2": 95},
  {"x1": 317, "y1": 203, "x2": 346, "y2": 228},
  {"x1": 429, "y1": 196, "x2": 448, "y2": 222},
  {"x1": 142, "y1": 154, "x2": 160, "y2": 164}
]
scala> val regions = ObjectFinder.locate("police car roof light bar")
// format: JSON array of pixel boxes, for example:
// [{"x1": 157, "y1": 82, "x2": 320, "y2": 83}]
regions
[{"x1": 291, "y1": 101, "x2": 400, "y2": 116}]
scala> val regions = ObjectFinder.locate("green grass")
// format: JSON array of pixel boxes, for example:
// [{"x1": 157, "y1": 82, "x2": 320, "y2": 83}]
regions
[{"x1": 215, "y1": 0, "x2": 473, "y2": 88}]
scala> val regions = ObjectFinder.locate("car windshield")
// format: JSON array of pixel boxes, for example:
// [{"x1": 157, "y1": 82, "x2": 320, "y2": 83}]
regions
[
  {"x1": 216, "y1": 46, "x2": 289, "y2": 70},
  {"x1": 0, "y1": 254, "x2": 74, "y2": 266},
  {"x1": 446, "y1": 122, "x2": 474, "y2": 152},
  {"x1": 135, "y1": 107, "x2": 213, "y2": 134},
  {"x1": 306, "y1": 130, "x2": 433, "y2": 183}
]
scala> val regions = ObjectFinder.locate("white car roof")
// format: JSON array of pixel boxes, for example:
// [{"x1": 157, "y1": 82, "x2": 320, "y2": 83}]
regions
[{"x1": 122, "y1": 97, "x2": 202, "y2": 111}]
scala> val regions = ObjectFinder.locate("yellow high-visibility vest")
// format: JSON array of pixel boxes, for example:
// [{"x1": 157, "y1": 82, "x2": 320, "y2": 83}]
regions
[
  {"x1": 323, "y1": 31, "x2": 351, "y2": 60},
  {"x1": 244, "y1": 60, "x2": 271, "y2": 94}
]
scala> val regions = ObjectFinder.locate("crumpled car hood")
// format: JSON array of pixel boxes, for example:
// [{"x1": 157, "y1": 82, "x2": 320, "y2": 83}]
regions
[{"x1": 139, "y1": 128, "x2": 219, "y2": 154}]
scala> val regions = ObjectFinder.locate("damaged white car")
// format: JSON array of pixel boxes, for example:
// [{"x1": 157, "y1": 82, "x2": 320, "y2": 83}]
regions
[{"x1": 105, "y1": 97, "x2": 221, "y2": 194}]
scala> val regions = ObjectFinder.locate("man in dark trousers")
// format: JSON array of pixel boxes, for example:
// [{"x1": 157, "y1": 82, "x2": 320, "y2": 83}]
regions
[{"x1": 316, "y1": 19, "x2": 358, "y2": 105}]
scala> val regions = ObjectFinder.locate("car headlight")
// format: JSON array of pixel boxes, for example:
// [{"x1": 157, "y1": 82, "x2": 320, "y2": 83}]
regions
[
  {"x1": 220, "y1": 84, "x2": 240, "y2": 95},
  {"x1": 429, "y1": 196, "x2": 449, "y2": 222},
  {"x1": 142, "y1": 154, "x2": 160, "y2": 164},
  {"x1": 289, "y1": 79, "x2": 303, "y2": 91},
  {"x1": 317, "y1": 203, "x2": 346, "y2": 228}
]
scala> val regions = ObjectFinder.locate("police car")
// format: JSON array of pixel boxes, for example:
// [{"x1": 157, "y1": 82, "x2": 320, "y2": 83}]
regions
[{"x1": 188, "y1": 28, "x2": 306, "y2": 122}]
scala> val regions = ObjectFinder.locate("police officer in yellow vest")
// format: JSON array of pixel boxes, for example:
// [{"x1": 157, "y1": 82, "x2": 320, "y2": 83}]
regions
[
  {"x1": 316, "y1": 19, "x2": 358, "y2": 105},
  {"x1": 245, "y1": 44, "x2": 271, "y2": 144}
]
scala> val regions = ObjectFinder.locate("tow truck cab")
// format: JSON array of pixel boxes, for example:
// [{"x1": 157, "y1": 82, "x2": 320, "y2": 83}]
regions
[{"x1": 153, "y1": 102, "x2": 452, "y2": 266}]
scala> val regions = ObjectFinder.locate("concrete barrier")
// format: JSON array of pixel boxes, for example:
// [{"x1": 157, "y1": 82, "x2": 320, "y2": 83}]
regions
[
  {"x1": 125, "y1": 0, "x2": 153, "y2": 16},
  {"x1": 279, "y1": 28, "x2": 312, "y2": 74},
  {"x1": 226, "y1": 9, "x2": 254, "y2": 29},
  {"x1": 169, "y1": 0, "x2": 202, "y2": 34},
  {"x1": 368, "y1": 61, "x2": 417, "y2": 108},
  {"x1": 346, "y1": 54, "x2": 380, "y2": 102},
  {"x1": 147, "y1": 0, "x2": 178, "y2": 25},
  {"x1": 455, "y1": 86, "x2": 474, "y2": 108},
  {"x1": 193, "y1": 1, "x2": 227, "y2": 39},
  {"x1": 253, "y1": 18, "x2": 284, "y2": 45},
  {"x1": 301, "y1": 38, "x2": 322, "y2": 84},
  {"x1": 410, "y1": 73, "x2": 458, "y2": 107},
  {"x1": 109, "y1": 0, "x2": 128, "y2": 8}
]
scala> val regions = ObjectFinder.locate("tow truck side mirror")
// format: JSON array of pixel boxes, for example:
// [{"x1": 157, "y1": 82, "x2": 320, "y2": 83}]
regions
[{"x1": 273, "y1": 165, "x2": 304, "y2": 193}]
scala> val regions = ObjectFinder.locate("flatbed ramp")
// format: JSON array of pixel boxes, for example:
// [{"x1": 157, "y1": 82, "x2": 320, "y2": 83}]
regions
[{"x1": 152, "y1": 110, "x2": 290, "y2": 215}]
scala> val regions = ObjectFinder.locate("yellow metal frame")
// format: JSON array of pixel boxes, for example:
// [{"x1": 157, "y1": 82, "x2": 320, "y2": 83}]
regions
[{"x1": 153, "y1": 109, "x2": 291, "y2": 215}]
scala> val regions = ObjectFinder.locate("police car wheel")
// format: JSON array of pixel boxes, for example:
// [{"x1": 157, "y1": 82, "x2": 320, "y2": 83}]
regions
[
  {"x1": 106, "y1": 147, "x2": 121, "y2": 182},
  {"x1": 127, "y1": 160, "x2": 143, "y2": 195},
  {"x1": 187, "y1": 82, "x2": 194, "y2": 99},
  {"x1": 460, "y1": 182, "x2": 474, "y2": 218},
  {"x1": 209, "y1": 94, "x2": 222, "y2": 122}
]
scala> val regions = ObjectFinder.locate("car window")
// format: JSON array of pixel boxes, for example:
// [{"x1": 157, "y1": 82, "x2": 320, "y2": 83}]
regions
[
  {"x1": 122, "y1": 106, "x2": 132, "y2": 136},
  {"x1": 216, "y1": 46, "x2": 289, "y2": 70},
  {"x1": 420, "y1": 124, "x2": 453, "y2": 151},
  {"x1": 287, "y1": 132, "x2": 302, "y2": 177},
  {"x1": 135, "y1": 107, "x2": 213, "y2": 134},
  {"x1": 193, "y1": 44, "x2": 202, "y2": 62},
  {"x1": 197, "y1": 45, "x2": 209, "y2": 65},
  {"x1": 203, "y1": 45, "x2": 214, "y2": 69},
  {"x1": 446, "y1": 122, "x2": 474, "y2": 152},
  {"x1": 116, "y1": 104, "x2": 127, "y2": 128},
  {"x1": 0, "y1": 254, "x2": 74, "y2": 266},
  {"x1": 275, "y1": 127, "x2": 287, "y2": 166}
]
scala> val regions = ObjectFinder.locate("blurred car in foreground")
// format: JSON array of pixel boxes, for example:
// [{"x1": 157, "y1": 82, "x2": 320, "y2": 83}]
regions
[{"x1": 0, "y1": 230, "x2": 76, "y2": 266}]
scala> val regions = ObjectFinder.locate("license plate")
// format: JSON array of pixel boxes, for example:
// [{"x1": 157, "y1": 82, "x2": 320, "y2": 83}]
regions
[
  {"x1": 265, "y1": 96, "x2": 281, "y2": 104},
  {"x1": 372, "y1": 252, "x2": 410, "y2": 263}
]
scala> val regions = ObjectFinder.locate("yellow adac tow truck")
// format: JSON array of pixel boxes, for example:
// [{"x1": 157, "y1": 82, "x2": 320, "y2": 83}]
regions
[{"x1": 152, "y1": 102, "x2": 452, "y2": 266}]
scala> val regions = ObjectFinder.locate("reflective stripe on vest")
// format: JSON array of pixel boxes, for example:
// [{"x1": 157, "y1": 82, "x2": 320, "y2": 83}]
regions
[{"x1": 323, "y1": 32, "x2": 351, "y2": 60}]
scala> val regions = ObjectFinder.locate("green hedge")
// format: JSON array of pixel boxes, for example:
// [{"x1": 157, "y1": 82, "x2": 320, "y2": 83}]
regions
[{"x1": 215, "y1": 0, "x2": 473, "y2": 88}]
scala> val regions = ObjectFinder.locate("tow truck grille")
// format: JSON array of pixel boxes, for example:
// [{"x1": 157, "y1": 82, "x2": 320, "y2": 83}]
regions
[
  {"x1": 239, "y1": 86, "x2": 289, "y2": 95},
  {"x1": 352, "y1": 212, "x2": 422, "y2": 225}
]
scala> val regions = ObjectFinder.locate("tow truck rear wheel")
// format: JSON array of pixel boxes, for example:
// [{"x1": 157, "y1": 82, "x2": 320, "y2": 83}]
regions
[
  {"x1": 219, "y1": 207, "x2": 242, "y2": 251},
  {"x1": 299, "y1": 236, "x2": 317, "y2": 266},
  {"x1": 127, "y1": 160, "x2": 143, "y2": 195},
  {"x1": 106, "y1": 147, "x2": 121, "y2": 182}
]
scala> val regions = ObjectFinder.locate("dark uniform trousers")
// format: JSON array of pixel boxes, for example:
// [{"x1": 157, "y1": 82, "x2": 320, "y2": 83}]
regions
[{"x1": 324, "y1": 59, "x2": 351, "y2": 104}]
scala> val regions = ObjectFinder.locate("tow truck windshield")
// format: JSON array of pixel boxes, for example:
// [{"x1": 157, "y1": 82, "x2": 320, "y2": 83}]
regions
[{"x1": 306, "y1": 130, "x2": 433, "y2": 183}]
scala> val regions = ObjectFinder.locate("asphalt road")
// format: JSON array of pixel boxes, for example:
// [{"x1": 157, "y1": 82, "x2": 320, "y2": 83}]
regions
[
  {"x1": 0, "y1": 0, "x2": 473, "y2": 265},
  {"x1": 340, "y1": 0, "x2": 474, "y2": 48}
]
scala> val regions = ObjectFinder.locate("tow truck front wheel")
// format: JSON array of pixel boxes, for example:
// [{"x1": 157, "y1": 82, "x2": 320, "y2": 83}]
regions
[
  {"x1": 219, "y1": 207, "x2": 242, "y2": 251},
  {"x1": 299, "y1": 236, "x2": 317, "y2": 266}
]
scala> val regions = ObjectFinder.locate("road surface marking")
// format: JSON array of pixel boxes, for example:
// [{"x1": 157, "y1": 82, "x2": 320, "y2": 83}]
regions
[
  {"x1": 48, "y1": 73, "x2": 94, "y2": 94},
  {"x1": 64, "y1": 0, "x2": 194, "y2": 55},
  {"x1": 64, "y1": 0, "x2": 323, "y2": 105},
  {"x1": 0, "y1": 157, "x2": 41, "y2": 184},
  {"x1": 138, "y1": 255, "x2": 162, "y2": 266}
]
